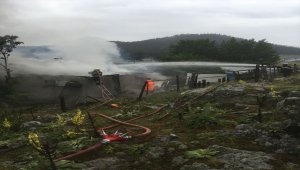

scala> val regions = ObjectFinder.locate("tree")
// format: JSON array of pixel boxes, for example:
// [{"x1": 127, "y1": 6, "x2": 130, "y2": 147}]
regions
[
  {"x1": 253, "y1": 39, "x2": 279, "y2": 64},
  {"x1": 169, "y1": 39, "x2": 219, "y2": 61},
  {"x1": 169, "y1": 38, "x2": 280, "y2": 64},
  {"x1": 0, "y1": 35, "x2": 23, "y2": 82}
]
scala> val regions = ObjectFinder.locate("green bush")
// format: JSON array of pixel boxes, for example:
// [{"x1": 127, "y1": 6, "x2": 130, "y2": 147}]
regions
[
  {"x1": 0, "y1": 102, "x2": 24, "y2": 132},
  {"x1": 185, "y1": 103, "x2": 220, "y2": 128},
  {"x1": 185, "y1": 112, "x2": 220, "y2": 128},
  {"x1": 185, "y1": 103, "x2": 236, "y2": 128}
]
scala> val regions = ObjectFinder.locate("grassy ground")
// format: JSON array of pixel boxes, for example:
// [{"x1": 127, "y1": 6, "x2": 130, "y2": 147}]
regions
[{"x1": 0, "y1": 73, "x2": 299, "y2": 169}]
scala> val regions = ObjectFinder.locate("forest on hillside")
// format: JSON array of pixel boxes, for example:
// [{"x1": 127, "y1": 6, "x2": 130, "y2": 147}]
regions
[
  {"x1": 114, "y1": 34, "x2": 300, "y2": 63},
  {"x1": 164, "y1": 38, "x2": 279, "y2": 64}
]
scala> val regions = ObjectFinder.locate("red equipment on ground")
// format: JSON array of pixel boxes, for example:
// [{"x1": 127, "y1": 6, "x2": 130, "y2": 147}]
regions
[
  {"x1": 145, "y1": 79, "x2": 155, "y2": 91},
  {"x1": 99, "y1": 129, "x2": 131, "y2": 143},
  {"x1": 54, "y1": 105, "x2": 167, "y2": 161}
]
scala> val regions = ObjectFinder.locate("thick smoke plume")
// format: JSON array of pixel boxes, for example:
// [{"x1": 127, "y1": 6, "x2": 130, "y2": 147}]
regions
[
  {"x1": 0, "y1": 0, "x2": 128, "y2": 76},
  {"x1": 9, "y1": 37, "x2": 127, "y2": 76}
]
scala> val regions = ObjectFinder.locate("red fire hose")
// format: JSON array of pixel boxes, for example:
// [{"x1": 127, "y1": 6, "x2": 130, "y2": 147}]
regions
[
  {"x1": 99, "y1": 105, "x2": 167, "y2": 131},
  {"x1": 54, "y1": 143, "x2": 104, "y2": 161},
  {"x1": 54, "y1": 105, "x2": 167, "y2": 161},
  {"x1": 96, "y1": 112, "x2": 151, "y2": 137}
]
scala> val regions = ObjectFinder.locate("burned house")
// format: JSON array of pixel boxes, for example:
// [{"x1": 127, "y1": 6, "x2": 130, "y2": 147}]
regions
[
  {"x1": 14, "y1": 75, "x2": 106, "y2": 108},
  {"x1": 11, "y1": 70, "x2": 166, "y2": 109}
]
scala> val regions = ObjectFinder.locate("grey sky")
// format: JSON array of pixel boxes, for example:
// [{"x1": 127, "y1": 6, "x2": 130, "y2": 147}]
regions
[{"x1": 1, "y1": 0, "x2": 300, "y2": 47}]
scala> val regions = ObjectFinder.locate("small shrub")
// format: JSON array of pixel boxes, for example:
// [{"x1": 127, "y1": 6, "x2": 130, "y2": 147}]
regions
[
  {"x1": 269, "y1": 86, "x2": 279, "y2": 97},
  {"x1": 185, "y1": 148, "x2": 219, "y2": 159},
  {"x1": 56, "y1": 114, "x2": 65, "y2": 126},
  {"x1": 238, "y1": 80, "x2": 246, "y2": 84},
  {"x1": 2, "y1": 118, "x2": 12, "y2": 129},
  {"x1": 186, "y1": 112, "x2": 220, "y2": 128},
  {"x1": 72, "y1": 109, "x2": 85, "y2": 126},
  {"x1": 0, "y1": 103, "x2": 23, "y2": 132},
  {"x1": 185, "y1": 103, "x2": 236, "y2": 128},
  {"x1": 104, "y1": 146, "x2": 114, "y2": 154},
  {"x1": 28, "y1": 132, "x2": 42, "y2": 150},
  {"x1": 127, "y1": 144, "x2": 148, "y2": 155},
  {"x1": 113, "y1": 109, "x2": 141, "y2": 119},
  {"x1": 197, "y1": 132, "x2": 217, "y2": 140},
  {"x1": 237, "y1": 114, "x2": 256, "y2": 124},
  {"x1": 27, "y1": 132, "x2": 57, "y2": 170},
  {"x1": 64, "y1": 130, "x2": 80, "y2": 138},
  {"x1": 185, "y1": 103, "x2": 217, "y2": 128}
]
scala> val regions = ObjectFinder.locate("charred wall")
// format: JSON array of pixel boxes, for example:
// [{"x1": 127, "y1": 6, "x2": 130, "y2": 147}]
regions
[
  {"x1": 10, "y1": 73, "x2": 162, "y2": 107},
  {"x1": 13, "y1": 75, "x2": 102, "y2": 106}
]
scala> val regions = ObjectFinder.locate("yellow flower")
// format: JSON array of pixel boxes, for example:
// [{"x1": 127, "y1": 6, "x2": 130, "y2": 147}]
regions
[
  {"x1": 65, "y1": 129, "x2": 82, "y2": 138},
  {"x1": 270, "y1": 86, "x2": 278, "y2": 97},
  {"x1": 72, "y1": 109, "x2": 85, "y2": 126},
  {"x1": 56, "y1": 114, "x2": 65, "y2": 126},
  {"x1": 28, "y1": 132, "x2": 41, "y2": 150},
  {"x1": 65, "y1": 130, "x2": 77, "y2": 138},
  {"x1": 80, "y1": 128, "x2": 87, "y2": 132},
  {"x1": 238, "y1": 80, "x2": 246, "y2": 84},
  {"x1": 2, "y1": 118, "x2": 11, "y2": 129}
]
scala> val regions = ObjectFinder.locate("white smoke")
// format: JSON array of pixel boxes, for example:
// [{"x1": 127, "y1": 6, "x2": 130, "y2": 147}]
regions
[
  {"x1": 9, "y1": 37, "x2": 128, "y2": 76},
  {"x1": 0, "y1": 0, "x2": 129, "y2": 76}
]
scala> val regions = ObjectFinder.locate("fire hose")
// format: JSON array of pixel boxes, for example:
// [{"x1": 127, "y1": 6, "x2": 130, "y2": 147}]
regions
[
  {"x1": 54, "y1": 105, "x2": 167, "y2": 161},
  {"x1": 96, "y1": 113, "x2": 151, "y2": 137},
  {"x1": 54, "y1": 83, "x2": 222, "y2": 161},
  {"x1": 99, "y1": 105, "x2": 167, "y2": 131}
]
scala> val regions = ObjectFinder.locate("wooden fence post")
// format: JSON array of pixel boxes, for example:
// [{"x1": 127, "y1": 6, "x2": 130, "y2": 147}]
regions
[
  {"x1": 137, "y1": 81, "x2": 148, "y2": 101},
  {"x1": 176, "y1": 75, "x2": 180, "y2": 92},
  {"x1": 202, "y1": 79, "x2": 206, "y2": 88},
  {"x1": 86, "y1": 111, "x2": 99, "y2": 137},
  {"x1": 59, "y1": 96, "x2": 66, "y2": 112},
  {"x1": 254, "y1": 64, "x2": 260, "y2": 82},
  {"x1": 146, "y1": 81, "x2": 149, "y2": 96},
  {"x1": 269, "y1": 66, "x2": 273, "y2": 82}
]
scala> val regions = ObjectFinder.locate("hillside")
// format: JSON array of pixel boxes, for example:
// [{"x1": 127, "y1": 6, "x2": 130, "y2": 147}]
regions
[
  {"x1": 113, "y1": 34, "x2": 300, "y2": 61},
  {"x1": 14, "y1": 34, "x2": 300, "y2": 62}
]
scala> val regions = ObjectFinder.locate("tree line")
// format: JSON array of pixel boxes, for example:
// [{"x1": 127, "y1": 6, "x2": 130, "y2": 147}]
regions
[{"x1": 165, "y1": 38, "x2": 280, "y2": 64}]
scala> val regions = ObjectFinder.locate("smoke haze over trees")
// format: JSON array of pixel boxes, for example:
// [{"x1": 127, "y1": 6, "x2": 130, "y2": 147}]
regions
[{"x1": 4, "y1": 37, "x2": 127, "y2": 76}]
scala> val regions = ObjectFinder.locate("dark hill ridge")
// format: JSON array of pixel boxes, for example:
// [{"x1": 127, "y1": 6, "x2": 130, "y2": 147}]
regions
[
  {"x1": 113, "y1": 34, "x2": 300, "y2": 60},
  {"x1": 14, "y1": 34, "x2": 300, "y2": 61}
]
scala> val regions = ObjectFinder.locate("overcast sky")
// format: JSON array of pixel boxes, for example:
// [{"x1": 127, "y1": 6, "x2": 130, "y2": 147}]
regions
[{"x1": 1, "y1": 0, "x2": 300, "y2": 47}]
